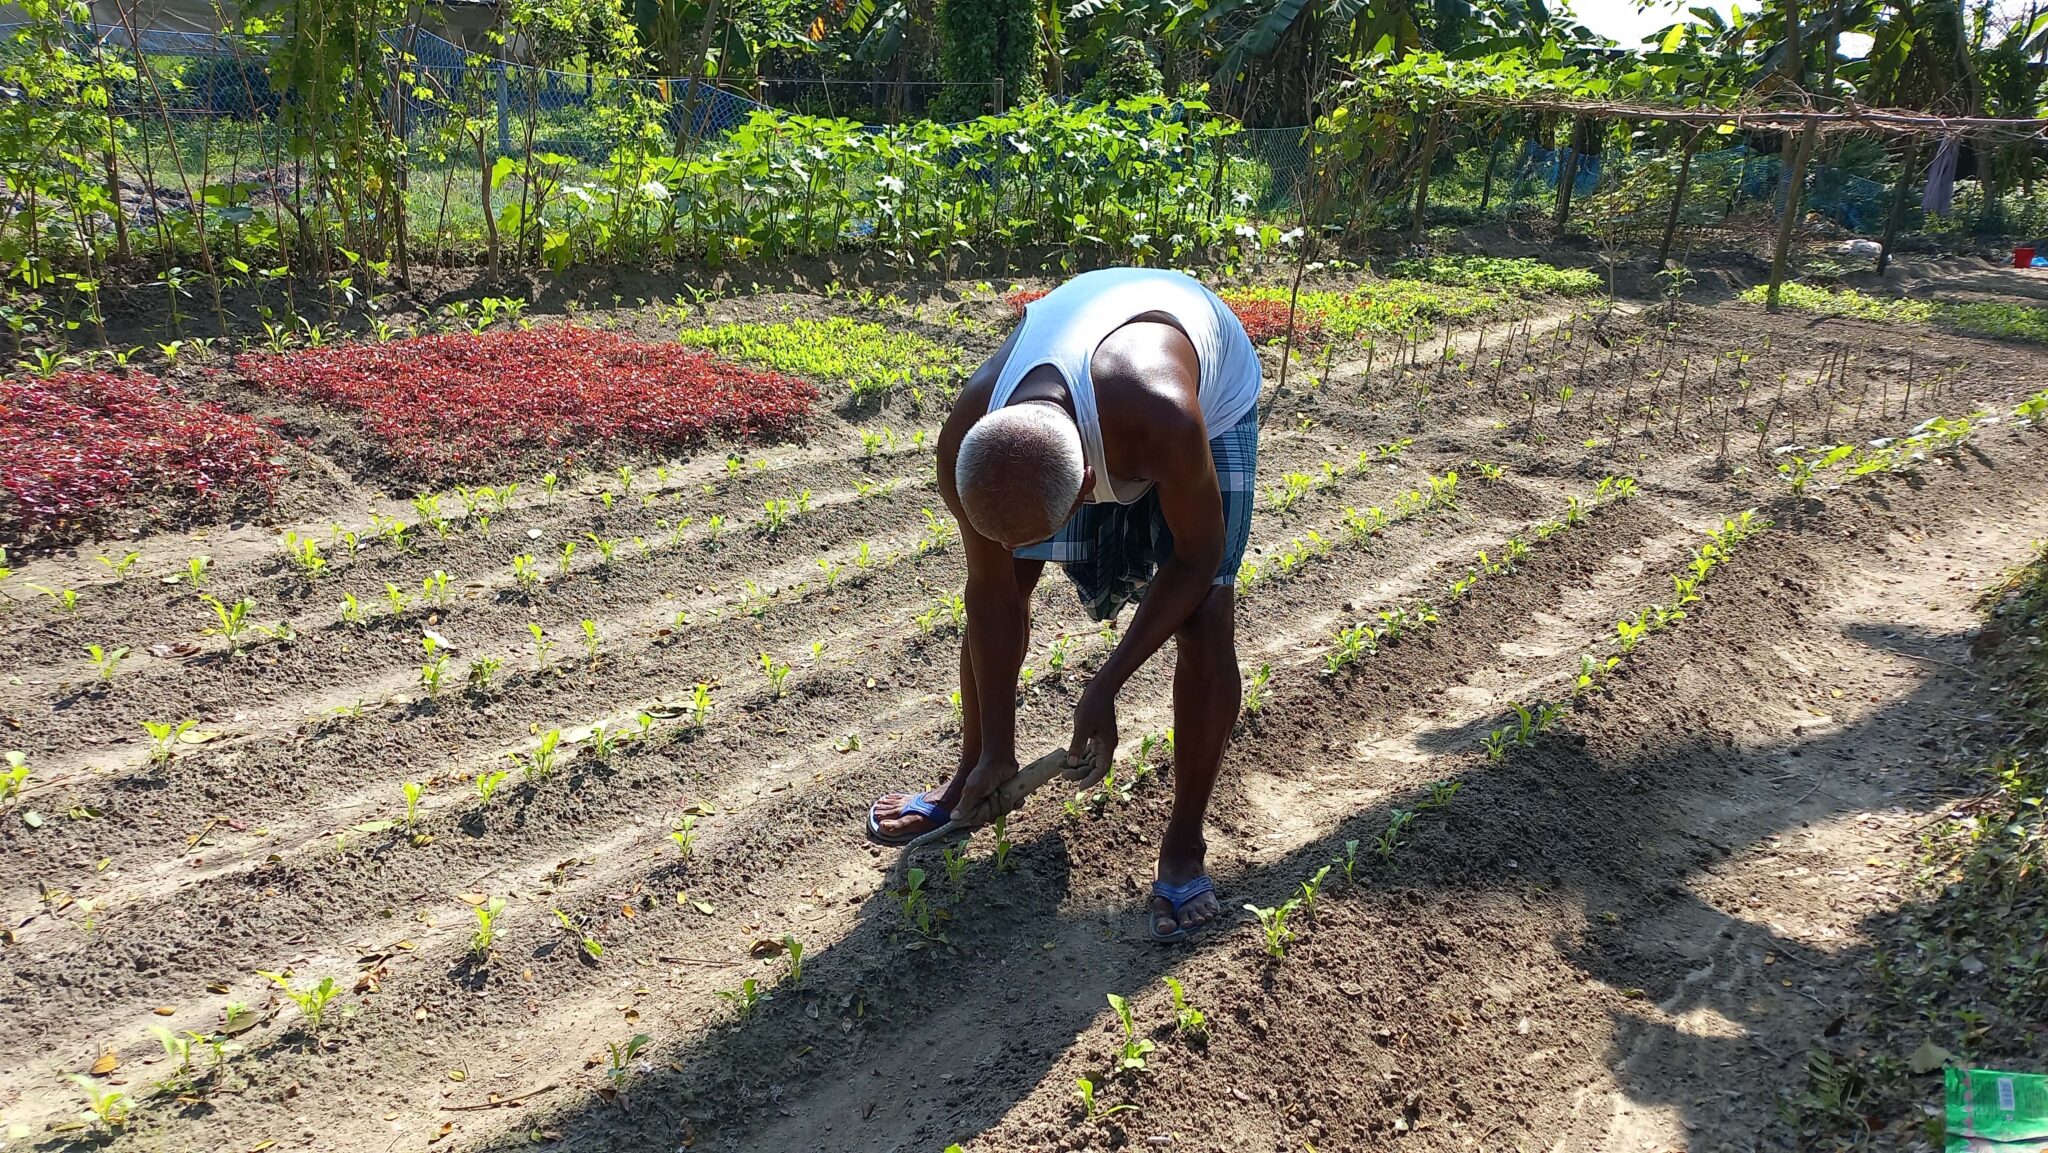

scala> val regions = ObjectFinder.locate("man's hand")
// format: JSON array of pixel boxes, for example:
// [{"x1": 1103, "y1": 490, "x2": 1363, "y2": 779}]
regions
[{"x1": 1065, "y1": 681, "x2": 1119, "y2": 787}]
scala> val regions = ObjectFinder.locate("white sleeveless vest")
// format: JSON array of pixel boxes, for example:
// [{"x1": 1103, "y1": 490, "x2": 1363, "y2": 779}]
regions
[{"x1": 988, "y1": 267, "x2": 1261, "y2": 505}]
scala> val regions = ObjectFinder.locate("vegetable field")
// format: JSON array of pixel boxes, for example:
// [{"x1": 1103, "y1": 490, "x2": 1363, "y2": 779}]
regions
[{"x1": 4, "y1": 253, "x2": 2048, "y2": 1153}]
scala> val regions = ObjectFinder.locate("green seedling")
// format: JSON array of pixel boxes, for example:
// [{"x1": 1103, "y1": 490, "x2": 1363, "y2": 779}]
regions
[
  {"x1": 257, "y1": 970, "x2": 340, "y2": 1028},
  {"x1": 466, "y1": 655, "x2": 502, "y2": 695},
  {"x1": 282, "y1": 533, "x2": 325, "y2": 577},
  {"x1": 557, "y1": 540, "x2": 577, "y2": 577},
  {"x1": 1106, "y1": 992, "x2": 1155, "y2": 1071},
  {"x1": 511, "y1": 553, "x2": 542, "y2": 593},
  {"x1": 603, "y1": 1033, "x2": 650, "y2": 1088},
  {"x1": 383, "y1": 582, "x2": 409, "y2": 618},
  {"x1": 97, "y1": 550, "x2": 142, "y2": 580},
  {"x1": 402, "y1": 781, "x2": 423, "y2": 826},
  {"x1": 1340, "y1": 839, "x2": 1360, "y2": 884},
  {"x1": 85, "y1": 643, "x2": 129, "y2": 682},
  {"x1": 760, "y1": 652, "x2": 791, "y2": 697},
  {"x1": 1162, "y1": 976, "x2": 1207, "y2": 1039},
  {"x1": 471, "y1": 896, "x2": 506, "y2": 958},
  {"x1": 419, "y1": 636, "x2": 449, "y2": 697},
  {"x1": 585, "y1": 532, "x2": 618, "y2": 565},
  {"x1": 816, "y1": 556, "x2": 842, "y2": 588},
  {"x1": 940, "y1": 843, "x2": 969, "y2": 886},
  {"x1": 421, "y1": 569, "x2": 451, "y2": 607},
  {"x1": 2, "y1": 751, "x2": 28, "y2": 801},
  {"x1": 689, "y1": 682, "x2": 713, "y2": 728},
  {"x1": 184, "y1": 556, "x2": 211, "y2": 587},
  {"x1": 529, "y1": 623, "x2": 554, "y2": 670},
  {"x1": 669, "y1": 814, "x2": 699, "y2": 857},
  {"x1": 1074, "y1": 1075, "x2": 1136, "y2": 1120},
  {"x1": 1245, "y1": 899, "x2": 1299, "y2": 958},
  {"x1": 1243, "y1": 663, "x2": 1271, "y2": 714},
  {"x1": 781, "y1": 934, "x2": 804, "y2": 984},
  {"x1": 580, "y1": 619, "x2": 602, "y2": 665},
  {"x1": 516, "y1": 730, "x2": 563, "y2": 780},
  {"x1": 1375, "y1": 809, "x2": 1417, "y2": 861},
  {"x1": 147, "y1": 1025, "x2": 196, "y2": 1092},
  {"x1": 587, "y1": 723, "x2": 627, "y2": 761},
  {"x1": 476, "y1": 769, "x2": 510, "y2": 805},
  {"x1": 143, "y1": 719, "x2": 197, "y2": 764},
  {"x1": 28, "y1": 584, "x2": 80, "y2": 612},
  {"x1": 201, "y1": 594, "x2": 256, "y2": 647},
  {"x1": 1297, "y1": 864, "x2": 1331, "y2": 918},
  {"x1": 896, "y1": 867, "x2": 947, "y2": 945},
  {"x1": 339, "y1": 592, "x2": 365, "y2": 624},
  {"x1": 990, "y1": 814, "x2": 1014, "y2": 871},
  {"x1": 68, "y1": 1074, "x2": 129, "y2": 1132},
  {"x1": 717, "y1": 976, "x2": 769, "y2": 1019},
  {"x1": 761, "y1": 497, "x2": 790, "y2": 535},
  {"x1": 551, "y1": 907, "x2": 603, "y2": 960},
  {"x1": 1421, "y1": 779, "x2": 1463, "y2": 810}
]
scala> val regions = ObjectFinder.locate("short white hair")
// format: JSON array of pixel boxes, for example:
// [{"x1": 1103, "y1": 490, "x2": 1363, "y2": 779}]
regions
[{"x1": 956, "y1": 403, "x2": 1084, "y2": 539}]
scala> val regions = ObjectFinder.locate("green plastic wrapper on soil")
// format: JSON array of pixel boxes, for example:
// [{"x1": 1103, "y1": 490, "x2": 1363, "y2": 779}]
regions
[{"x1": 1947, "y1": 1067, "x2": 2048, "y2": 1151}]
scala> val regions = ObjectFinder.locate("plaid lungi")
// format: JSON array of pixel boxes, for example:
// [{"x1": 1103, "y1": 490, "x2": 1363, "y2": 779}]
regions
[{"x1": 1014, "y1": 408, "x2": 1258, "y2": 621}]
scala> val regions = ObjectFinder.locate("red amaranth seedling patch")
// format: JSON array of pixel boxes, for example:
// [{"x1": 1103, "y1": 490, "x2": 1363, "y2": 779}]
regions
[
  {"x1": 1004, "y1": 286, "x2": 1326, "y2": 347},
  {"x1": 237, "y1": 326, "x2": 821, "y2": 484},
  {"x1": 0, "y1": 370, "x2": 285, "y2": 548}
]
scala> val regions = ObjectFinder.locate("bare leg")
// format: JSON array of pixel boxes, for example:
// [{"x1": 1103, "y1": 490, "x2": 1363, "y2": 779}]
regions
[
  {"x1": 1153, "y1": 584, "x2": 1239, "y2": 935},
  {"x1": 873, "y1": 558, "x2": 1043, "y2": 838}
]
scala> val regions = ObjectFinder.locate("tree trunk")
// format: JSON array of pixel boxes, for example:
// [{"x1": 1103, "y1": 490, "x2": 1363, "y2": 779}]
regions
[
  {"x1": 1780, "y1": 0, "x2": 1804, "y2": 89},
  {"x1": 1658, "y1": 131, "x2": 1697, "y2": 263},
  {"x1": 1553, "y1": 117, "x2": 1584, "y2": 232},
  {"x1": 1409, "y1": 109, "x2": 1442, "y2": 242},
  {"x1": 1479, "y1": 125, "x2": 1503, "y2": 212},
  {"x1": 678, "y1": 0, "x2": 724, "y2": 151},
  {"x1": 1767, "y1": 120, "x2": 1818, "y2": 310},
  {"x1": 1878, "y1": 138, "x2": 1920, "y2": 275}
]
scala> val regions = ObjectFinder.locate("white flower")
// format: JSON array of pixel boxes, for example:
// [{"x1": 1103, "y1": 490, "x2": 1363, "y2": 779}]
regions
[
  {"x1": 877, "y1": 175, "x2": 904, "y2": 194},
  {"x1": 1279, "y1": 227, "x2": 1305, "y2": 246},
  {"x1": 1234, "y1": 223, "x2": 1258, "y2": 240}
]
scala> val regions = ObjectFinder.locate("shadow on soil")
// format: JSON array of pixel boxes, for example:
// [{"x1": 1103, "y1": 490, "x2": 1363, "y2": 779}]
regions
[{"x1": 470, "y1": 606, "x2": 1981, "y2": 1153}]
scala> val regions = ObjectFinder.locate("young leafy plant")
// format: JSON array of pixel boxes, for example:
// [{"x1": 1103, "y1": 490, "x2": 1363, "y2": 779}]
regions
[
  {"x1": 471, "y1": 897, "x2": 507, "y2": 958},
  {"x1": 142, "y1": 719, "x2": 197, "y2": 764},
  {"x1": 257, "y1": 970, "x2": 340, "y2": 1029},
  {"x1": 1245, "y1": 899, "x2": 1300, "y2": 958},
  {"x1": 1105, "y1": 992, "x2": 1155, "y2": 1071},
  {"x1": 1162, "y1": 976, "x2": 1207, "y2": 1039}
]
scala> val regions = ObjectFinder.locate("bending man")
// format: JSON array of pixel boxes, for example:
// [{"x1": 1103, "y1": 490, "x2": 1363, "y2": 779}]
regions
[{"x1": 866, "y1": 267, "x2": 1263, "y2": 942}]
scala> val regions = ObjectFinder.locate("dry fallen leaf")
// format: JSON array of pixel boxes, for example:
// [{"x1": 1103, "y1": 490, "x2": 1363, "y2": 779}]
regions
[
  {"x1": 89, "y1": 1052, "x2": 119, "y2": 1075},
  {"x1": 152, "y1": 1006, "x2": 176, "y2": 1016}
]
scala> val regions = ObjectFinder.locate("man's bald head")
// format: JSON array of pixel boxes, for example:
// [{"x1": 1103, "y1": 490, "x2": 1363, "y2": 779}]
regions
[{"x1": 955, "y1": 403, "x2": 1085, "y2": 548}]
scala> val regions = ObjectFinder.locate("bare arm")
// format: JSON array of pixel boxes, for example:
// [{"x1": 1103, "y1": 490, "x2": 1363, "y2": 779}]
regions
[
  {"x1": 1067, "y1": 415, "x2": 1224, "y2": 773},
  {"x1": 937, "y1": 383, "x2": 1031, "y2": 774}
]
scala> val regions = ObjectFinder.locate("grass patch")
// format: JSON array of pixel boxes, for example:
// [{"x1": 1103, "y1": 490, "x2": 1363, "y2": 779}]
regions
[
  {"x1": 1385, "y1": 255, "x2": 1602, "y2": 296},
  {"x1": 1229, "y1": 281, "x2": 1501, "y2": 345},
  {"x1": 1737, "y1": 282, "x2": 1936, "y2": 323},
  {"x1": 1786, "y1": 539, "x2": 2048, "y2": 1144},
  {"x1": 1744, "y1": 282, "x2": 2048, "y2": 343},
  {"x1": 676, "y1": 316, "x2": 969, "y2": 400},
  {"x1": 1941, "y1": 300, "x2": 2048, "y2": 343}
]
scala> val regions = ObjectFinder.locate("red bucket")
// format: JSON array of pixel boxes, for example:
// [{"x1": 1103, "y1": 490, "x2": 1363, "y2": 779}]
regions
[{"x1": 2016, "y1": 246, "x2": 2037, "y2": 268}]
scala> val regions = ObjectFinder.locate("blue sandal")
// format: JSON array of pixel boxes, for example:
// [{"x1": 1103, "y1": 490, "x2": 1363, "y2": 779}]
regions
[
  {"x1": 866, "y1": 791, "x2": 953, "y2": 848},
  {"x1": 1148, "y1": 875, "x2": 1217, "y2": 943}
]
